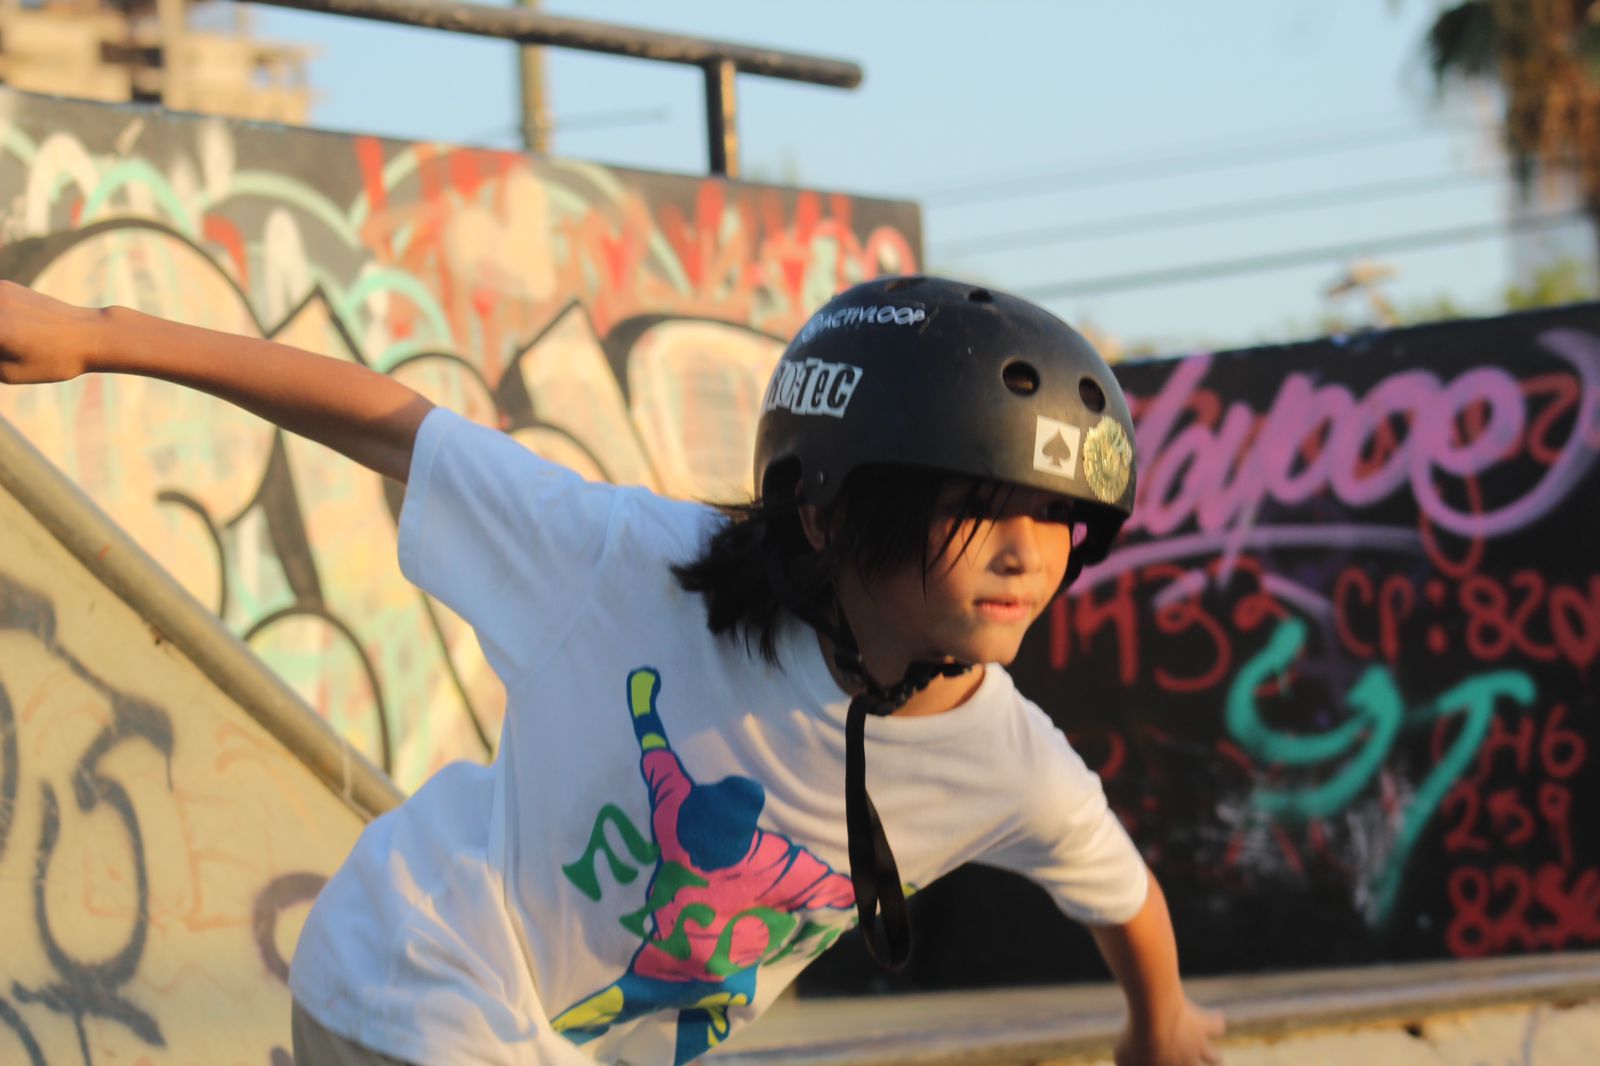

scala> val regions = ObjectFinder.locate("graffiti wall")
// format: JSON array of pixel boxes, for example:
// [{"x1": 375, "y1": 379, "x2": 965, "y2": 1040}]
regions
[
  {"x1": 803, "y1": 305, "x2": 1600, "y2": 992},
  {"x1": 5, "y1": 86, "x2": 1592, "y2": 1002},
  {"x1": 0, "y1": 420, "x2": 370, "y2": 1065},
  {"x1": 0, "y1": 87, "x2": 922, "y2": 791}
]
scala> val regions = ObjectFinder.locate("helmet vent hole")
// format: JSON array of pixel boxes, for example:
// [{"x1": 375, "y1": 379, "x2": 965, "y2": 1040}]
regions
[
  {"x1": 882, "y1": 275, "x2": 926, "y2": 292},
  {"x1": 1079, "y1": 377, "x2": 1107, "y2": 412},
  {"x1": 1002, "y1": 360, "x2": 1040, "y2": 396},
  {"x1": 968, "y1": 287, "x2": 994, "y2": 303}
]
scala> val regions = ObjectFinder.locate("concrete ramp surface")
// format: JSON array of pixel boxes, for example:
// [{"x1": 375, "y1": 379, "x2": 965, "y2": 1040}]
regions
[
  {"x1": 0, "y1": 412, "x2": 399, "y2": 1065},
  {"x1": 715, "y1": 953, "x2": 1600, "y2": 1065}
]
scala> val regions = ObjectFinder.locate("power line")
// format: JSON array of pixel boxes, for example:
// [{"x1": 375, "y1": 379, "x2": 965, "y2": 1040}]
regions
[
  {"x1": 921, "y1": 112, "x2": 1428, "y2": 195},
  {"x1": 924, "y1": 121, "x2": 1479, "y2": 207},
  {"x1": 935, "y1": 166, "x2": 1504, "y2": 256},
  {"x1": 551, "y1": 105, "x2": 675, "y2": 133},
  {"x1": 462, "y1": 106, "x2": 673, "y2": 145},
  {"x1": 1016, "y1": 209, "x2": 1592, "y2": 301}
]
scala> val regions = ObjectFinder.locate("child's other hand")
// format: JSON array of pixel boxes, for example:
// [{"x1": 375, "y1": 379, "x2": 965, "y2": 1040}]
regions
[
  {"x1": 1115, "y1": 997, "x2": 1225, "y2": 1066},
  {"x1": 0, "y1": 281, "x2": 102, "y2": 385}
]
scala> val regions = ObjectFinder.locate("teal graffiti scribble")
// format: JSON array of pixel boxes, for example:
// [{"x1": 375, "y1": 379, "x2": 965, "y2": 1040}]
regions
[
  {"x1": 1227, "y1": 619, "x2": 1535, "y2": 924},
  {"x1": 562, "y1": 804, "x2": 660, "y2": 901},
  {"x1": 1366, "y1": 670, "x2": 1534, "y2": 921},
  {"x1": 1228, "y1": 620, "x2": 1405, "y2": 818}
]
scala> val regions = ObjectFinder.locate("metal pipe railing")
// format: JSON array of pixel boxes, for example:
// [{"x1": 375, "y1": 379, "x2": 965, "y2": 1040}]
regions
[{"x1": 243, "y1": 0, "x2": 864, "y2": 177}]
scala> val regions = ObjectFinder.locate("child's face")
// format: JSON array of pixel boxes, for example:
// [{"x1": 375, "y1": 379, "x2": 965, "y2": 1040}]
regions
[{"x1": 842, "y1": 483, "x2": 1075, "y2": 670}]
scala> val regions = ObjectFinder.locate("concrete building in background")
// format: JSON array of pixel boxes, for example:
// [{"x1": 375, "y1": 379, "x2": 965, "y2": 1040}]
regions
[{"x1": 0, "y1": 0, "x2": 312, "y2": 123}]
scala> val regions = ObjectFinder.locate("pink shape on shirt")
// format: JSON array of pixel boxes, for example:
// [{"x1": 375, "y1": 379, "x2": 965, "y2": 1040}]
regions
[{"x1": 633, "y1": 751, "x2": 854, "y2": 982}]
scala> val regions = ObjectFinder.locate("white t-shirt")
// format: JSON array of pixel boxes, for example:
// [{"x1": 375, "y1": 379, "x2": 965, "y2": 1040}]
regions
[{"x1": 289, "y1": 408, "x2": 1148, "y2": 1066}]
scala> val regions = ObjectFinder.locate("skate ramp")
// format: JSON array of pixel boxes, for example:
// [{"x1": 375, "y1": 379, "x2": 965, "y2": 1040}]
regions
[
  {"x1": 0, "y1": 411, "x2": 401, "y2": 1065},
  {"x1": 715, "y1": 952, "x2": 1600, "y2": 1066}
]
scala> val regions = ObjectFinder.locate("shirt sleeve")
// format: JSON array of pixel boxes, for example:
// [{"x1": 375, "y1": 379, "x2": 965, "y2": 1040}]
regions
[
  {"x1": 397, "y1": 407, "x2": 621, "y2": 689},
  {"x1": 980, "y1": 711, "x2": 1150, "y2": 926}
]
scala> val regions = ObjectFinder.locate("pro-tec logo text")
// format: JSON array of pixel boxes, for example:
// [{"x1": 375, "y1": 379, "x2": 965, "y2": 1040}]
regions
[{"x1": 763, "y1": 359, "x2": 864, "y2": 418}]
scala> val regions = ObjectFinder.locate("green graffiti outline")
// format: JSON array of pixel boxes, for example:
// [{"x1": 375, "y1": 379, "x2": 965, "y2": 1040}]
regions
[
  {"x1": 337, "y1": 268, "x2": 454, "y2": 345},
  {"x1": 80, "y1": 159, "x2": 198, "y2": 236},
  {"x1": 201, "y1": 172, "x2": 363, "y2": 249}
]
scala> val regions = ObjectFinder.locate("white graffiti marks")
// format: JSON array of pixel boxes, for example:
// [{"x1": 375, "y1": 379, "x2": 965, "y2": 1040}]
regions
[{"x1": 762, "y1": 359, "x2": 865, "y2": 419}]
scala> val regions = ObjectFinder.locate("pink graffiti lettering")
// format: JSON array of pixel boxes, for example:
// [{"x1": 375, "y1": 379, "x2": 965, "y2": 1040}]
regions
[{"x1": 1126, "y1": 331, "x2": 1600, "y2": 544}]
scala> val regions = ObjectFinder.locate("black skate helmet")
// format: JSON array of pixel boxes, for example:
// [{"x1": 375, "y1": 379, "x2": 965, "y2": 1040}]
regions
[
  {"x1": 754, "y1": 276, "x2": 1139, "y2": 972},
  {"x1": 755, "y1": 275, "x2": 1136, "y2": 587}
]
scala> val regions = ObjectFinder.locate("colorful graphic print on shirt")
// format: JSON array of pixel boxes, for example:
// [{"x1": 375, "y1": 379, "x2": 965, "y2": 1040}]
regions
[{"x1": 552, "y1": 668, "x2": 856, "y2": 1064}]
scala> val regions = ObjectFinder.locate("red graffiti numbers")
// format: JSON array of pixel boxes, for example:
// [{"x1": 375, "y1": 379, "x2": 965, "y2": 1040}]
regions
[
  {"x1": 1054, "y1": 560, "x2": 1284, "y2": 691},
  {"x1": 1446, "y1": 784, "x2": 1542, "y2": 851},
  {"x1": 1484, "y1": 788, "x2": 1536, "y2": 846},
  {"x1": 1051, "y1": 571, "x2": 1139, "y2": 683},
  {"x1": 1447, "y1": 700, "x2": 1590, "y2": 788},
  {"x1": 1447, "y1": 864, "x2": 1600, "y2": 957},
  {"x1": 1439, "y1": 696, "x2": 1590, "y2": 959},
  {"x1": 1145, "y1": 564, "x2": 1232, "y2": 693},
  {"x1": 1336, "y1": 568, "x2": 1600, "y2": 673},
  {"x1": 1460, "y1": 572, "x2": 1599, "y2": 670},
  {"x1": 1441, "y1": 785, "x2": 1490, "y2": 853},
  {"x1": 1441, "y1": 783, "x2": 1560, "y2": 854},
  {"x1": 1439, "y1": 704, "x2": 1585, "y2": 857},
  {"x1": 1539, "y1": 703, "x2": 1588, "y2": 778},
  {"x1": 1539, "y1": 784, "x2": 1575, "y2": 868},
  {"x1": 1550, "y1": 580, "x2": 1600, "y2": 672}
]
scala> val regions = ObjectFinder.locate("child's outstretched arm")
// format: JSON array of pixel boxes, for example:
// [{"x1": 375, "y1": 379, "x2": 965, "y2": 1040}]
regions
[
  {"x1": 1090, "y1": 872, "x2": 1225, "y2": 1066},
  {"x1": 0, "y1": 282, "x2": 433, "y2": 484}
]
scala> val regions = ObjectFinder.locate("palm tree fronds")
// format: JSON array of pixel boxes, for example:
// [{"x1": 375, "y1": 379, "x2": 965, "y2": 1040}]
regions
[
  {"x1": 1580, "y1": 20, "x2": 1600, "y2": 74},
  {"x1": 1426, "y1": 1, "x2": 1498, "y2": 84}
]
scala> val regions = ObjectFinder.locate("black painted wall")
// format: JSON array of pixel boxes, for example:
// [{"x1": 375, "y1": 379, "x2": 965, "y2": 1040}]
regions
[{"x1": 803, "y1": 304, "x2": 1600, "y2": 992}]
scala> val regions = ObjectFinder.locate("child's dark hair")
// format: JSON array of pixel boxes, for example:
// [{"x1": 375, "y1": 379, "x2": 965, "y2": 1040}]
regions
[{"x1": 672, "y1": 463, "x2": 1014, "y2": 664}]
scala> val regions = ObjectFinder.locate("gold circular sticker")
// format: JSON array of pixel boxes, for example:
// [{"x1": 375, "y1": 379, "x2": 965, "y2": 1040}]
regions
[{"x1": 1082, "y1": 419, "x2": 1132, "y2": 503}]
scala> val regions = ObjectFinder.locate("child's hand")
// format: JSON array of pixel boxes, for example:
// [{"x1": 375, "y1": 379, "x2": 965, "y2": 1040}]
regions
[
  {"x1": 1115, "y1": 997, "x2": 1225, "y2": 1066},
  {"x1": 0, "y1": 281, "x2": 102, "y2": 385}
]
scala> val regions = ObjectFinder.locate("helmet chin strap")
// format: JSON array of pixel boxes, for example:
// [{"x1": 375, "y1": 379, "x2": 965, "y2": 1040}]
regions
[
  {"x1": 826, "y1": 601, "x2": 970, "y2": 972},
  {"x1": 765, "y1": 552, "x2": 972, "y2": 970}
]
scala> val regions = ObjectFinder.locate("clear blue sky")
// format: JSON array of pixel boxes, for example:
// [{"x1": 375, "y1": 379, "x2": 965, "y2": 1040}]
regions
[{"x1": 251, "y1": 0, "x2": 1592, "y2": 354}]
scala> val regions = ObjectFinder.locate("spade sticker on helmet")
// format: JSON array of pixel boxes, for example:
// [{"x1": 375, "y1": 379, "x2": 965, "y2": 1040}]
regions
[
  {"x1": 1033, "y1": 415, "x2": 1081, "y2": 480},
  {"x1": 1082, "y1": 419, "x2": 1133, "y2": 503}
]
